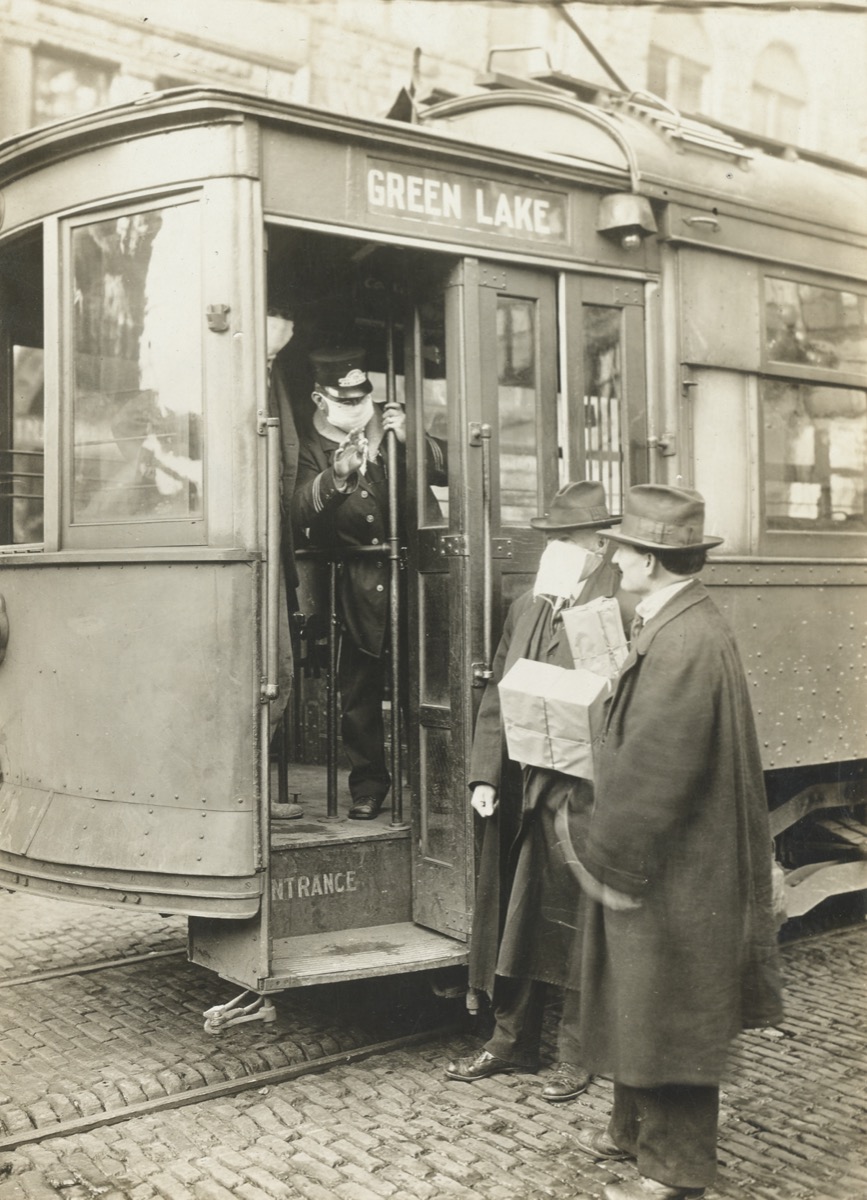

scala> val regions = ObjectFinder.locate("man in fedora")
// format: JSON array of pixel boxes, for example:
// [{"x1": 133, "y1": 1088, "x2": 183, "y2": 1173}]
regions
[
  {"x1": 291, "y1": 345, "x2": 446, "y2": 820},
  {"x1": 446, "y1": 481, "x2": 624, "y2": 1101},
  {"x1": 568, "y1": 484, "x2": 783, "y2": 1200}
]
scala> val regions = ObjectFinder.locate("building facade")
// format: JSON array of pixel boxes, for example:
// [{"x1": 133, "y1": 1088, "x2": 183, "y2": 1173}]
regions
[{"x1": 0, "y1": 0, "x2": 865, "y2": 166}]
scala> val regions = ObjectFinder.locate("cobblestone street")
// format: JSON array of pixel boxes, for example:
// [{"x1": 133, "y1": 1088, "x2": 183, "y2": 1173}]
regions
[{"x1": 0, "y1": 892, "x2": 865, "y2": 1200}]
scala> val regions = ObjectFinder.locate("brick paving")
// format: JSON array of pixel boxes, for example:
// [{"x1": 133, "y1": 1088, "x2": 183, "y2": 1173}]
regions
[{"x1": 0, "y1": 892, "x2": 865, "y2": 1198}]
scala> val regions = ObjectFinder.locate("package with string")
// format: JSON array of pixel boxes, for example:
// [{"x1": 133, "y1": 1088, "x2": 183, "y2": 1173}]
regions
[
  {"x1": 560, "y1": 595, "x2": 628, "y2": 680},
  {"x1": 498, "y1": 658, "x2": 609, "y2": 781}
]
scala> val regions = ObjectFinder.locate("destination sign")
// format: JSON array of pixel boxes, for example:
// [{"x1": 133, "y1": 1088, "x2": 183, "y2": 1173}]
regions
[{"x1": 366, "y1": 158, "x2": 568, "y2": 243}]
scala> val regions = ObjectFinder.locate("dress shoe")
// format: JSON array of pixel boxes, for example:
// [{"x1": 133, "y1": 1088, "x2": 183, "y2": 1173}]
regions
[
  {"x1": 541, "y1": 1061, "x2": 592, "y2": 1102},
  {"x1": 604, "y1": 1177, "x2": 705, "y2": 1200},
  {"x1": 348, "y1": 795, "x2": 385, "y2": 820},
  {"x1": 572, "y1": 1126, "x2": 634, "y2": 1161},
  {"x1": 445, "y1": 1049, "x2": 525, "y2": 1081}
]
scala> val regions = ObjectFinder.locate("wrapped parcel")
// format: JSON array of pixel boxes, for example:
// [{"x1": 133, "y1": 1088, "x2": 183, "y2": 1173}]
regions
[
  {"x1": 498, "y1": 658, "x2": 609, "y2": 781},
  {"x1": 561, "y1": 595, "x2": 628, "y2": 679}
]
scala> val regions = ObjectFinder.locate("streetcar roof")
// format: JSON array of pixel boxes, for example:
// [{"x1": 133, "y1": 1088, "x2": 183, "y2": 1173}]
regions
[{"x1": 0, "y1": 85, "x2": 864, "y2": 242}]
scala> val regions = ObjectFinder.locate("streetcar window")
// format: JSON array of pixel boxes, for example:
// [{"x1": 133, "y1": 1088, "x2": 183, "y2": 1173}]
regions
[
  {"x1": 70, "y1": 202, "x2": 203, "y2": 529},
  {"x1": 582, "y1": 305, "x2": 624, "y2": 513},
  {"x1": 761, "y1": 380, "x2": 866, "y2": 532},
  {"x1": 497, "y1": 296, "x2": 538, "y2": 525},
  {"x1": 765, "y1": 278, "x2": 867, "y2": 376},
  {"x1": 0, "y1": 234, "x2": 44, "y2": 547}
]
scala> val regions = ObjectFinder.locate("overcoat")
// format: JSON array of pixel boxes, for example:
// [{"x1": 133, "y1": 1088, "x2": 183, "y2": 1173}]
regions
[
  {"x1": 577, "y1": 580, "x2": 784, "y2": 1087},
  {"x1": 468, "y1": 554, "x2": 621, "y2": 1000},
  {"x1": 291, "y1": 426, "x2": 446, "y2": 657}
]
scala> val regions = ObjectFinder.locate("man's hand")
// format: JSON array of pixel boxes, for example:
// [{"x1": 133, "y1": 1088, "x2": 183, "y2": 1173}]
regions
[
  {"x1": 471, "y1": 784, "x2": 498, "y2": 818},
  {"x1": 381, "y1": 402, "x2": 406, "y2": 444},
  {"x1": 570, "y1": 858, "x2": 642, "y2": 911},
  {"x1": 333, "y1": 430, "x2": 368, "y2": 479}
]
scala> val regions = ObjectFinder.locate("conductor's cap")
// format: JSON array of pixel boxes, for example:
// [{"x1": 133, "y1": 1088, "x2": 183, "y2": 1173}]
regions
[{"x1": 310, "y1": 346, "x2": 373, "y2": 402}]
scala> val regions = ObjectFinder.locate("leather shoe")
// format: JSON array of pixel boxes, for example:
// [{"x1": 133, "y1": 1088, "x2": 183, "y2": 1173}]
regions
[
  {"x1": 348, "y1": 796, "x2": 385, "y2": 820},
  {"x1": 604, "y1": 1178, "x2": 705, "y2": 1200},
  {"x1": 572, "y1": 1126, "x2": 634, "y2": 1161},
  {"x1": 541, "y1": 1061, "x2": 591, "y2": 1102},
  {"x1": 445, "y1": 1049, "x2": 525, "y2": 1082}
]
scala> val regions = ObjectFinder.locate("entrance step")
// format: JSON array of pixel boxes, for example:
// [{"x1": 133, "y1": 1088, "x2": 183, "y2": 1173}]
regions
[{"x1": 269, "y1": 921, "x2": 467, "y2": 988}]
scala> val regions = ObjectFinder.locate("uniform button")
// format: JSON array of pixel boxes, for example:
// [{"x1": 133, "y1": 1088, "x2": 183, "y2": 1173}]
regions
[
  {"x1": 365, "y1": 514, "x2": 374, "y2": 523},
  {"x1": 360, "y1": 490, "x2": 369, "y2": 498},
  {"x1": 371, "y1": 537, "x2": 380, "y2": 545},
  {"x1": 376, "y1": 584, "x2": 384, "y2": 592}
]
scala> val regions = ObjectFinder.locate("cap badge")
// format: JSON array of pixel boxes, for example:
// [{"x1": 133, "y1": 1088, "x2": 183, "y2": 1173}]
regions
[{"x1": 338, "y1": 369, "x2": 366, "y2": 387}]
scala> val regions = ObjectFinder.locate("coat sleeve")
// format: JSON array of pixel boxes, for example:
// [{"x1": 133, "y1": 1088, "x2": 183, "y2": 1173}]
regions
[
  {"x1": 425, "y1": 434, "x2": 447, "y2": 486},
  {"x1": 467, "y1": 602, "x2": 516, "y2": 790},
  {"x1": 581, "y1": 615, "x2": 720, "y2": 897},
  {"x1": 290, "y1": 435, "x2": 357, "y2": 543}
]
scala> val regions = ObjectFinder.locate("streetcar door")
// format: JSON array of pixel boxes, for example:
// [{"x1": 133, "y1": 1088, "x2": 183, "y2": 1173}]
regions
[{"x1": 406, "y1": 261, "x2": 558, "y2": 939}]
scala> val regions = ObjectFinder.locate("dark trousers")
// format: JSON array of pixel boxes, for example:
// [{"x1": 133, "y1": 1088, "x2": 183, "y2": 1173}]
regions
[
  {"x1": 609, "y1": 1081, "x2": 719, "y2": 1189},
  {"x1": 337, "y1": 636, "x2": 390, "y2": 801},
  {"x1": 484, "y1": 976, "x2": 582, "y2": 1068}
]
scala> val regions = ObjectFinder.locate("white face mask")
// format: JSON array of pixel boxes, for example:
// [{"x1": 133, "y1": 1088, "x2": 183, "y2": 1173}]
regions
[
  {"x1": 319, "y1": 395, "x2": 374, "y2": 434},
  {"x1": 533, "y1": 539, "x2": 602, "y2": 600}
]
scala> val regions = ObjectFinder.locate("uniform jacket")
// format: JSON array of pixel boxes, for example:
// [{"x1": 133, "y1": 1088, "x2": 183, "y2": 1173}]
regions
[
  {"x1": 578, "y1": 580, "x2": 784, "y2": 1087},
  {"x1": 291, "y1": 424, "x2": 446, "y2": 657},
  {"x1": 468, "y1": 553, "x2": 622, "y2": 997}
]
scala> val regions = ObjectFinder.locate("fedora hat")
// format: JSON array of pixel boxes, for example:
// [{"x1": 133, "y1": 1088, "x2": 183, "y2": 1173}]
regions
[
  {"x1": 604, "y1": 484, "x2": 723, "y2": 550},
  {"x1": 310, "y1": 345, "x2": 373, "y2": 402},
  {"x1": 530, "y1": 481, "x2": 619, "y2": 531}
]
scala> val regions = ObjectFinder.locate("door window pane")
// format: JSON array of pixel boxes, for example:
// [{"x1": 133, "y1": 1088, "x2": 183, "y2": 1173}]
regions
[
  {"x1": 497, "y1": 297, "x2": 538, "y2": 525},
  {"x1": 71, "y1": 204, "x2": 203, "y2": 526},
  {"x1": 765, "y1": 278, "x2": 867, "y2": 375},
  {"x1": 583, "y1": 305, "x2": 624, "y2": 514},
  {"x1": 419, "y1": 296, "x2": 448, "y2": 526},
  {"x1": 762, "y1": 379, "x2": 866, "y2": 531}
]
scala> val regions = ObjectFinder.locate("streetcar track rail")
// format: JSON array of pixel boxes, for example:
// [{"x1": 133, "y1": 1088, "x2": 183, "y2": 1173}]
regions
[
  {"x1": 0, "y1": 947, "x2": 187, "y2": 989},
  {"x1": 0, "y1": 1022, "x2": 462, "y2": 1152}
]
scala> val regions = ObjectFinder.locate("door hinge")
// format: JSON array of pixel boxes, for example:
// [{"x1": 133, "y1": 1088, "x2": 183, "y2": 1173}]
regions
[
  {"x1": 479, "y1": 266, "x2": 506, "y2": 289},
  {"x1": 492, "y1": 538, "x2": 513, "y2": 559},
  {"x1": 440, "y1": 533, "x2": 468, "y2": 557}
]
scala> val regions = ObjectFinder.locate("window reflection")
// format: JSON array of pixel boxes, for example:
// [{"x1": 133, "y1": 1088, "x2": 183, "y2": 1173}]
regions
[
  {"x1": 71, "y1": 204, "x2": 203, "y2": 526},
  {"x1": 762, "y1": 379, "x2": 866, "y2": 532},
  {"x1": 765, "y1": 278, "x2": 867, "y2": 375},
  {"x1": 497, "y1": 297, "x2": 538, "y2": 526},
  {"x1": 583, "y1": 305, "x2": 623, "y2": 515},
  {"x1": 1, "y1": 348, "x2": 45, "y2": 545}
]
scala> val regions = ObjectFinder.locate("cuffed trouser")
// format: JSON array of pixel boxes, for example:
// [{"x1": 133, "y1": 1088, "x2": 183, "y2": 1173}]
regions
[
  {"x1": 484, "y1": 976, "x2": 582, "y2": 1068},
  {"x1": 609, "y1": 1081, "x2": 719, "y2": 1190}
]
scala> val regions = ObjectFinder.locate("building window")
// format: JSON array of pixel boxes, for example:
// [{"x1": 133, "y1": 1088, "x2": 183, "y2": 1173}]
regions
[
  {"x1": 33, "y1": 49, "x2": 114, "y2": 126},
  {"x1": 751, "y1": 43, "x2": 806, "y2": 143},
  {"x1": 646, "y1": 14, "x2": 710, "y2": 113}
]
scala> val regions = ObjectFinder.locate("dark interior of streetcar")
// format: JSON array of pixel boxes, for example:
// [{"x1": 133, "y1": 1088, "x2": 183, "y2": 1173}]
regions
[
  {"x1": 264, "y1": 226, "x2": 453, "y2": 834},
  {"x1": 0, "y1": 231, "x2": 44, "y2": 547}
]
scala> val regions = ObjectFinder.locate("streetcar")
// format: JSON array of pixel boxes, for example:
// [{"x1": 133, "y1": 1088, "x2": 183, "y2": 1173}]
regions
[{"x1": 0, "y1": 72, "x2": 864, "y2": 1027}]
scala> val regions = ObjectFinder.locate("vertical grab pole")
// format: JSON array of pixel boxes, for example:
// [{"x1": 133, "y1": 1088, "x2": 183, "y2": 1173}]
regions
[
  {"x1": 385, "y1": 316, "x2": 404, "y2": 826},
  {"x1": 260, "y1": 415, "x2": 282, "y2": 704},
  {"x1": 471, "y1": 421, "x2": 494, "y2": 686},
  {"x1": 326, "y1": 557, "x2": 339, "y2": 819}
]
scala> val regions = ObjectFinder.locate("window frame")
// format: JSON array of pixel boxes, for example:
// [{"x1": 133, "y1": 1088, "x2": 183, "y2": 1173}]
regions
[
  {"x1": 60, "y1": 191, "x2": 209, "y2": 551},
  {"x1": 757, "y1": 266, "x2": 867, "y2": 557}
]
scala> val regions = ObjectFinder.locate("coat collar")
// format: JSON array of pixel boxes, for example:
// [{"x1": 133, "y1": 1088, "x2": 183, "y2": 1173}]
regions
[{"x1": 632, "y1": 577, "x2": 707, "y2": 655}]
